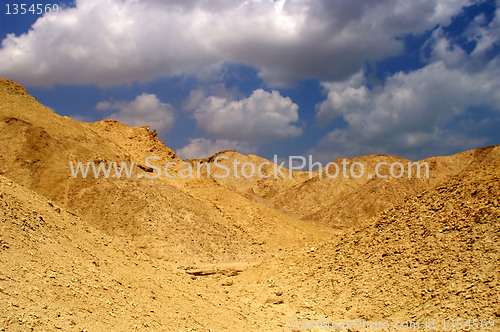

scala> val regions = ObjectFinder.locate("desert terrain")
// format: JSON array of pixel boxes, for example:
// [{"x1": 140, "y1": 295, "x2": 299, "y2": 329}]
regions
[{"x1": 0, "y1": 78, "x2": 499, "y2": 331}]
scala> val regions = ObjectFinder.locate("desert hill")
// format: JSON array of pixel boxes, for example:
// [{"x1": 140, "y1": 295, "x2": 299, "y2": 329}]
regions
[
  {"x1": 0, "y1": 78, "x2": 326, "y2": 267},
  {"x1": 0, "y1": 175, "x2": 292, "y2": 330},
  {"x1": 194, "y1": 146, "x2": 500, "y2": 229},
  {"x1": 303, "y1": 146, "x2": 500, "y2": 228},
  {"x1": 1, "y1": 78, "x2": 499, "y2": 331},
  {"x1": 242, "y1": 161, "x2": 500, "y2": 325}
]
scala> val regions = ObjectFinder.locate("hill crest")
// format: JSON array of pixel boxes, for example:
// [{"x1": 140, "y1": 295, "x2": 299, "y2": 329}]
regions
[{"x1": 1, "y1": 78, "x2": 499, "y2": 330}]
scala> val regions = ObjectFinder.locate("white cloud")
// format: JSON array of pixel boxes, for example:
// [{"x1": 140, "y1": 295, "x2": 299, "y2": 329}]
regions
[
  {"x1": 311, "y1": 6, "x2": 500, "y2": 162},
  {"x1": 0, "y1": 0, "x2": 472, "y2": 87},
  {"x1": 466, "y1": 6, "x2": 500, "y2": 59},
  {"x1": 193, "y1": 89, "x2": 302, "y2": 142},
  {"x1": 183, "y1": 84, "x2": 240, "y2": 112},
  {"x1": 313, "y1": 49, "x2": 500, "y2": 161},
  {"x1": 96, "y1": 93, "x2": 175, "y2": 136},
  {"x1": 176, "y1": 138, "x2": 257, "y2": 159},
  {"x1": 423, "y1": 28, "x2": 469, "y2": 67}
]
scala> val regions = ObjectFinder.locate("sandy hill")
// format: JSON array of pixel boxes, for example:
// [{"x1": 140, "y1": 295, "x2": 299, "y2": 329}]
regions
[
  {"x1": 1, "y1": 78, "x2": 499, "y2": 331},
  {"x1": 244, "y1": 161, "x2": 500, "y2": 325},
  {"x1": 0, "y1": 175, "x2": 307, "y2": 331},
  {"x1": 0, "y1": 78, "x2": 326, "y2": 267},
  {"x1": 302, "y1": 146, "x2": 500, "y2": 228},
  {"x1": 195, "y1": 146, "x2": 500, "y2": 229}
]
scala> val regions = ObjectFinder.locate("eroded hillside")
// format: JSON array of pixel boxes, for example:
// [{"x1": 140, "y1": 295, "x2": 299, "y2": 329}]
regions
[
  {"x1": 0, "y1": 78, "x2": 326, "y2": 267},
  {"x1": 1, "y1": 78, "x2": 499, "y2": 331}
]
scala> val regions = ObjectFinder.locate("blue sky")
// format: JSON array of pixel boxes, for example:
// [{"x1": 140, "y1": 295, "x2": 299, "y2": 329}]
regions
[{"x1": 1, "y1": 0, "x2": 499, "y2": 162}]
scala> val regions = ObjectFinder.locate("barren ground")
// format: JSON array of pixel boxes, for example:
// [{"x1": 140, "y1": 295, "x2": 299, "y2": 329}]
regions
[{"x1": 0, "y1": 78, "x2": 499, "y2": 331}]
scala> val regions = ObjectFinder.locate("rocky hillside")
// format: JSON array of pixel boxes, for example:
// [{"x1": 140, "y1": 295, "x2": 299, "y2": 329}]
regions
[
  {"x1": 1, "y1": 78, "x2": 498, "y2": 331},
  {"x1": 244, "y1": 161, "x2": 499, "y2": 326},
  {"x1": 0, "y1": 78, "x2": 325, "y2": 267}
]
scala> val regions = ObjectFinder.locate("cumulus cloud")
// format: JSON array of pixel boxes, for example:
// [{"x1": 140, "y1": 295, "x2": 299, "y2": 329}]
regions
[
  {"x1": 96, "y1": 93, "x2": 175, "y2": 136},
  {"x1": 176, "y1": 138, "x2": 257, "y2": 159},
  {"x1": 0, "y1": 0, "x2": 472, "y2": 86},
  {"x1": 465, "y1": 6, "x2": 500, "y2": 59},
  {"x1": 313, "y1": 34, "x2": 500, "y2": 161},
  {"x1": 193, "y1": 89, "x2": 302, "y2": 142},
  {"x1": 183, "y1": 84, "x2": 240, "y2": 112}
]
